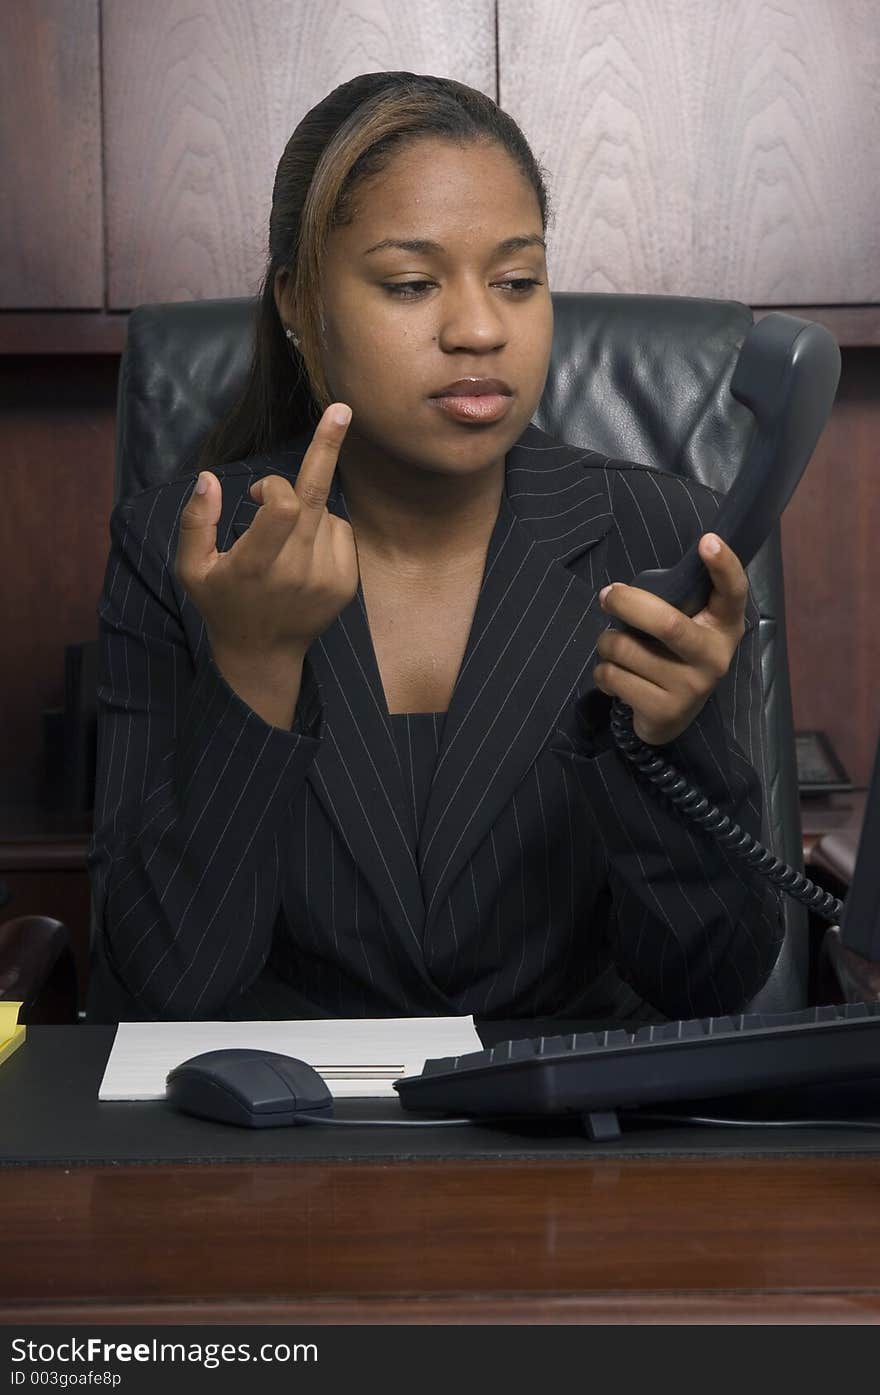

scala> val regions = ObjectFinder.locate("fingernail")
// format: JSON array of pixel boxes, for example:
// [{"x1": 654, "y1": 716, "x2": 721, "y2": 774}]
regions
[
  {"x1": 599, "y1": 584, "x2": 613, "y2": 603},
  {"x1": 704, "y1": 534, "x2": 721, "y2": 555},
  {"x1": 330, "y1": 404, "x2": 351, "y2": 427},
  {"x1": 195, "y1": 472, "x2": 208, "y2": 495}
]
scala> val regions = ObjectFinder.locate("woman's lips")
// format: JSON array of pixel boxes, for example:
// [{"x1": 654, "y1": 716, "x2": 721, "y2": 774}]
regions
[{"x1": 430, "y1": 393, "x2": 513, "y2": 423}]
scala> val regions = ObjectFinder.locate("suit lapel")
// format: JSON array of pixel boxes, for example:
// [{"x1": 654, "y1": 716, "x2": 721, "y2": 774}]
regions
[
  {"x1": 417, "y1": 423, "x2": 614, "y2": 941},
  {"x1": 230, "y1": 460, "x2": 434, "y2": 1000}
]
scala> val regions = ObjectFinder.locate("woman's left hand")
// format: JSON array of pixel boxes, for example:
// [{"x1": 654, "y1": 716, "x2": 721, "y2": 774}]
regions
[{"x1": 593, "y1": 532, "x2": 749, "y2": 747}]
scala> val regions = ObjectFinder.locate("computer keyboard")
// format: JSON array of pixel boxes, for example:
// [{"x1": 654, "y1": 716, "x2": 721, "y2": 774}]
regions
[{"x1": 394, "y1": 1002, "x2": 880, "y2": 1136}]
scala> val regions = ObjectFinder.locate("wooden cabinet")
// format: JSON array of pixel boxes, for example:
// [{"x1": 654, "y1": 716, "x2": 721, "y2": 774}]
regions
[
  {"x1": 1, "y1": 1, "x2": 879, "y2": 341},
  {"x1": 0, "y1": 0, "x2": 103, "y2": 309},
  {"x1": 500, "y1": 0, "x2": 880, "y2": 308},
  {"x1": 100, "y1": 0, "x2": 495, "y2": 307}
]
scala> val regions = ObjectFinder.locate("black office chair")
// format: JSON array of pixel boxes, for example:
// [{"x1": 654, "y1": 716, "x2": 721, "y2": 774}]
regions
[{"x1": 1, "y1": 290, "x2": 810, "y2": 1017}]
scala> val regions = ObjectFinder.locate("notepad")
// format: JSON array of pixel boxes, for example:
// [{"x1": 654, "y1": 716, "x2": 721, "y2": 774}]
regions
[
  {"x1": 0, "y1": 1002, "x2": 26, "y2": 1067},
  {"x1": 98, "y1": 1016, "x2": 482, "y2": 1100}
]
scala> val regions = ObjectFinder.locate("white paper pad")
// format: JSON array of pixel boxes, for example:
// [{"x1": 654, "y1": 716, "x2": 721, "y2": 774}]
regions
[{"x1": 98, "y1": 1016, "x2": 482, "y2": 1100}]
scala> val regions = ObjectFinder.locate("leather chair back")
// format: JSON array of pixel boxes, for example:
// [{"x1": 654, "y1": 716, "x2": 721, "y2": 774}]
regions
[{"x1": 113, "y1": 291, "x2": 809, "y2": 1011}]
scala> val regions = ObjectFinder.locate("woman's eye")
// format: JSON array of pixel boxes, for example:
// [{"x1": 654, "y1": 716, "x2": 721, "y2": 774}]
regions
[{"x1": 382, "y1": 279, "x2": 542, "y2": 300}]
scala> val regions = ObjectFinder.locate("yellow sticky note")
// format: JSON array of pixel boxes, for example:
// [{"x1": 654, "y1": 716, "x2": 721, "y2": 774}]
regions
[{"x1": 0, "y1": 1001, "x2": 26, "y2": 1067}]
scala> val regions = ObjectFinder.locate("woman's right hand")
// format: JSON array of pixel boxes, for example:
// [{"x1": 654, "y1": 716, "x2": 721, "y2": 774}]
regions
[{"x1": 175, "y1": 403, "x2": 359, "y2": 661}]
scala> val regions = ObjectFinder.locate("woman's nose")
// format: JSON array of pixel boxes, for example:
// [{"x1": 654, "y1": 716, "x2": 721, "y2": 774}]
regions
[{"x1": 436, "y1": 284, "x2": 507, "y2": 350}]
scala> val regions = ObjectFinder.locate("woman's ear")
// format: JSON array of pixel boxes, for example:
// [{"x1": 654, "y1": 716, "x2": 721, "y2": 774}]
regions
[{"x1": 273, "y1": 267, "x2": 296, "y2": 328}]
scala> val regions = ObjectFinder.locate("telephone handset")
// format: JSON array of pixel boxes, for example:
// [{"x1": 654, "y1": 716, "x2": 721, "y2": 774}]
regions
[{"x1": 604, "y1": 312, "x2": 844, "y2": 923}]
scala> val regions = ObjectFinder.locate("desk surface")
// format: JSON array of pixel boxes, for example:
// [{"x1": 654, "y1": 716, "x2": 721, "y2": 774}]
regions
[{"x1": 6, "y1": 1026, "x2": 880, "y2": 1324}]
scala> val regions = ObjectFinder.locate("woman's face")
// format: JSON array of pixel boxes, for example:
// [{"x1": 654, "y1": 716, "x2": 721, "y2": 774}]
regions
[{"x1": 290, "y1": 136, "x2": 553, "y2": 479}]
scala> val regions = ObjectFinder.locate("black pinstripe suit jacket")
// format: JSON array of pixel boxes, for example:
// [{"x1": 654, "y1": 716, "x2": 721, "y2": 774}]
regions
[{"x1": 86, "y1": 421, "x2": 784, "y2": 1023}]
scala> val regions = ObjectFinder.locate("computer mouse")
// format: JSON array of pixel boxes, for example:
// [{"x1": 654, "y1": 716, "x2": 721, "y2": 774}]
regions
[{"x1": 165, "y1": 1048, "x2": 334, "y2": 1128}]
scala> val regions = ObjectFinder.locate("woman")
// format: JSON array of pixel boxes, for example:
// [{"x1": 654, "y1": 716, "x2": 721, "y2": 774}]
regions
[{"x1": 87, "y1": 71, "x2": 783, "y2": 1023}]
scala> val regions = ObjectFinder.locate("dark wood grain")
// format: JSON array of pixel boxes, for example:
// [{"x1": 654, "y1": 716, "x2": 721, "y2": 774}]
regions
[
  {"x1": 0, "y1": 842, "x2": 90, "y2": 874},
  {"x1": 10, "y1": 1293, "x2": 880, "y2": 1325},
  {"x1": 0, "y1": 1, "x2": 103, "y2": 308},
  {"x1": 4, "y1": 1, "x2": 880, "y2": 331},
  {"x1": 6, "y1": 1158, "x2": 880, "y2": 1323},
  {"x1": 501, "y1": 0, "x2": 880, "y2": 306},
  {"x1": 0, "y1": 315, "x2": 128, "y2": 354},
  {"x1": 101, "y1": 0, "x2": 496, "y2": 308}
]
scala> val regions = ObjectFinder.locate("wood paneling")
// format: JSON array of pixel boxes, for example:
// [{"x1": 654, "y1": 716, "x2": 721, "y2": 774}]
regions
[
  {"x1": 101, "y1": 0, "x2": 496, "y2": 308},
  {"x1": 781, "y1": 346, "x2": 880, "y2": 789},
  {"x1": 501, "y1": 0, "x2": 880, "y2": 304},
  {"x1": 0, "y1": 357, "x2": 117, "y2": 806},
  {"x1": 0, "y1": 314, "x2": 128, "y2": 354},
  {"x1": 3, "y1": 1, "x2": 880, "y2": 319},
  {"x1": 0, "y1": 0, "x2": 103, "y2": 308}
]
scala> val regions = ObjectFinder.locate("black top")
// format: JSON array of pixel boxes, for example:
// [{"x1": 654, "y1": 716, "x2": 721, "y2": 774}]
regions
[{"x1": 388, "y1": 711, "x2": 446, "y2": 850}]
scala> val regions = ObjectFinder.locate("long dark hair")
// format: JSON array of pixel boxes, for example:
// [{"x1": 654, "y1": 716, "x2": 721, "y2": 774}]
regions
[{"x1": 193, "y1": 71, "x2": 555, "y2": 476}]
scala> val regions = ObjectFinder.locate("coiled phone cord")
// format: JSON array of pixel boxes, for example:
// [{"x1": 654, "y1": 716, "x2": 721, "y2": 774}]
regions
[{"x1": 608, "y1": 698, "x2": 844, "y2": 924}]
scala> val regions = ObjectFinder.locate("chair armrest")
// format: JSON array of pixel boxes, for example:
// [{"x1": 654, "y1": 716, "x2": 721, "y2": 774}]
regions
[{"x1": 0, "y1": 915, "x2": 78, "y2": 1023}]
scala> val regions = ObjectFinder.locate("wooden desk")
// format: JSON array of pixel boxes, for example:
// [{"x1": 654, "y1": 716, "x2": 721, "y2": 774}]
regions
[
  {"x1": 3, "y1": 792, "x2": 876, "y2": 1328},
  {"x1": 6, "y1": 1154, "x2": 880, "y2": 1324},
  {"x1": 5, "y1": 1022, "x2": 880, "y2": 1326}
]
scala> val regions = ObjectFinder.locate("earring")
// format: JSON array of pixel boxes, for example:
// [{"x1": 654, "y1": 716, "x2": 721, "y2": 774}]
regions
[{"x1": 285, "y1": 327, "x2": 301, "y2": 350}]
